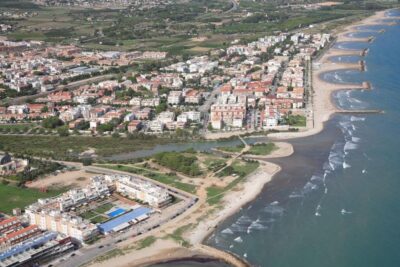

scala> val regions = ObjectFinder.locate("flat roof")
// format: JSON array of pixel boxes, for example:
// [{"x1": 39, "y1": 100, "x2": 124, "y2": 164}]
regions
[{"x1": 98, "y1": 207, "x2": 151, "y2": 233}]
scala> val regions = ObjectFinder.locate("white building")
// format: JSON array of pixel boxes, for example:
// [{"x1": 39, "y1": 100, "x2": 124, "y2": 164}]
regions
[{"x1": 115, "y1": 176, "x2": 172, "y2": 208}]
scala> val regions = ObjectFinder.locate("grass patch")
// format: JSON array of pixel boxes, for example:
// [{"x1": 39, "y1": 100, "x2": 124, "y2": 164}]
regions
[
  {"x1": 93, "y1": 203, "x2": 114, "y2": 214},
  {"x1": 0, "y1": 184, "x2": 65, "y2": 214},
  {"x1": 286, "y1": 115, "x2": 306, "y2": 127},
  {"x1": 204, "y1": 158, "x2": 227, "y2": 172},
  {"x1": 97, "y1": 164, "x2": 197, "y2": 194},
  {"x1": 216, "y1": 144, "x2": 244, "y2": 153},
  {"x1": 245, "y1": 143, "x2": 277, "y2": 156},
  {"x1": 165, "y1": 224, "x2": 192, "y2": 247},
  {"x1": 136, "y1": 236, "x2": 157, "y2": 250},
  {"x1": 94, "y1": 248, "x2": 125, "y2": 263}
]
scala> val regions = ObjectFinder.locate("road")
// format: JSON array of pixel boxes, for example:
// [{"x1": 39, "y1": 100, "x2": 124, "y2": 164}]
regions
[{"x1": 199, "y1": 84, "x2": 221, "y2": 134}]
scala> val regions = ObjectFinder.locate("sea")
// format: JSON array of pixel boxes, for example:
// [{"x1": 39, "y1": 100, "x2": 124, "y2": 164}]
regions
[{"x1": 151, "y1": 9, "x2": 400, "y2": 267}]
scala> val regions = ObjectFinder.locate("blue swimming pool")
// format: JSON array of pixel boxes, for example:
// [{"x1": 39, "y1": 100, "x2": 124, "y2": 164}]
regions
[{"x1": 107, "y1": 208, "x2": 126, "y2": 218}]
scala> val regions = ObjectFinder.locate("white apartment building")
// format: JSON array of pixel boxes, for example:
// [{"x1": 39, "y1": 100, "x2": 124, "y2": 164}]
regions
[{"x1": 115, "y1": 176, "x2": 172, "y2": 208}]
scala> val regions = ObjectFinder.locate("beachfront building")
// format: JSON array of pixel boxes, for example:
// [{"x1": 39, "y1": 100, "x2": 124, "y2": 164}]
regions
[{"x1": 115, "y1": 176, "x2": 172, "y2": 208}]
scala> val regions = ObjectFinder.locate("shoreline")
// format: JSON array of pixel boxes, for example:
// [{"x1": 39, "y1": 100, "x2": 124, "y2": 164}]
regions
[
  {"x1": 87, "y1": 9, "x2": 398, "y2": 267},
  {"x1": 268, "y1": 9, "x2": 395, "y2": 140}
]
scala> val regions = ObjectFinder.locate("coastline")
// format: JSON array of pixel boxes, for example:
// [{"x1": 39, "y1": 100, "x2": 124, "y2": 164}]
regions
[{"x1": 86, "y1": 9, "x2": 398, "y2": 267}]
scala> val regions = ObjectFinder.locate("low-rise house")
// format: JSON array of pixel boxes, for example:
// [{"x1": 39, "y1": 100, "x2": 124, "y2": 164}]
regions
[{"x1": 127, "y1": 120, "x2": 142, "y2": 133}]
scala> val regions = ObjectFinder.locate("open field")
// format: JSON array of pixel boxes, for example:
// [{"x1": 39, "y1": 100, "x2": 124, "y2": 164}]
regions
[
  {"x1": 0, "y1": 184, "x2": 65, "y2": 214},
  {"x1": 3, "y1": 0, "x2": 397, "y2": 56},
  {"x1": 27, "y1": 169, "x2": 92, "y2": 189}
]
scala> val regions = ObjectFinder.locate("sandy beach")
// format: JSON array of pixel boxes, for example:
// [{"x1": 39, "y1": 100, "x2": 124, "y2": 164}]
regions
[
  {"x1": 269, "y1": 9, "x2": 394, "y2": 140},
  {"x1": 86, "y1": 9, "x2": 399, "y2": 267}
]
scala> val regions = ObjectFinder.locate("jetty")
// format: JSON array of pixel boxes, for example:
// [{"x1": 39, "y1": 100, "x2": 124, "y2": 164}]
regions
[{"x1": 335, "y1": 109, "x2": 384, "y2": 114}]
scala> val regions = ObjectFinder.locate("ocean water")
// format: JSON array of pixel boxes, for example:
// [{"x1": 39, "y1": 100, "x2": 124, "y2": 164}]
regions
[
  {"x1": 205, "y1": 10, "x2": 400, "y2": 267},
  {"x1": 345, "y1": 31, "x2": 378, "y2": 38},
  {"x1": 328, "y1": 55, "x2": 362, "y2": 63}
]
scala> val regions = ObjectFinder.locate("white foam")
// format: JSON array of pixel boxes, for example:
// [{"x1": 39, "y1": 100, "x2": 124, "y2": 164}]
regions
[
  {"x1": 264, "y1": 204, "x2": 284, "y2": 216},
  {"x1": 234, "y1": 236, "x2": 243, "y2": 243},
  {"x1": 343, "y1": 162, "x2": 351, "y2": 169},
  {"x1": 341, "y1": 209, "x2": 352, "y2": 215},
  {"x1": 351, "y1": 116, "x2": 366, "y2": 122},
  {"x1": 352, "y1": 137, "x2": 361, "y2": 143},
  {"x1": 270, "y1": 201, "x2": 279, "y2": 205},
  {"x1": 362, "y1": 169, "x2": 367, "y2": 174},
  {"x1": 247, "y1": 219, "x2": 268, "y2": 232},
  {"x1": 289, "y1": 192, "x2": 304, "y2": 199},
  {"x1": 344, "y1": 141, "x2": 358, "y2": 151},
  {"x1": 303, "y1": 182, "x2": 318, "y2": 194},
  {"x1": 311, "y1": 175, "x2": 323, "y2": 182},
  {"x1": 244, "y1": 253, "x2": 247, "y2": 258},
  {"x1": 221, "y1": 228, "x2": 234, "y2": 235},
  {"x1": 315, "y1": 212, "x2": 321, "y2": 217}
]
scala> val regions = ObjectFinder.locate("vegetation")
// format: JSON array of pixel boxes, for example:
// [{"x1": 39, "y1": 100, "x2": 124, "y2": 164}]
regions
[
  {"x1": 207, "y1": 160, "x2": 259, "y2": 205},
  {"x1": 0, "y1": 183, "x2": 65, "y2": 214},
  {"x1": 286, "y1": 115, "x2": 306, "y2": 127},
  {"x1": 216, "y1": 143, "x2": 244, "y2": 153},
  {"x1": 94, "y1": 248, "x2": 125, "y2": 263},
  {"x1": 42, "y1": 116, "x2": 64, "y2": 129},
  {"x1": 0, "y1": 134, "x2": 171, "y2": 160},
  {"x1": 3, "y1": 158, "x2": 65, "y2": 184},
  {"x1": 245, "y1": 143, "x2": 277, "y2": 156},
  {"x1": 136, "y1": 236, "x2": 157, "y2": 250},
  {"x1": 153, "y1": 152, "x2": 202, "y2": 177},
  {"x1": 204, "y1": 158, "x2": 227, "y2": 172},
  {"x1": 3, "y1": 0, "x2": 395, "y2": 57},
  {"x1": 165, "y1": 224, "x2": 192, "y2": 247}
]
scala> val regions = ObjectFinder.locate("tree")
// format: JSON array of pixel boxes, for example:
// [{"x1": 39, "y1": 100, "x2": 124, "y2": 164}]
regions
[
  {"x1": 82, "y1": 158, "x2": 92, "y2": 166},
  {"x1": 42, "y1": 116, "x2": 63, "y2": 129},
  {"x1": 155, "y1": 101, "x2": 168, "y2": 114},
  {"x1": 41, "y1": 106, "x2": 49, "y2": 113},
  {"x1": 112, "y1": 132, "x2": 120, "y2": 138},
  {"x1": 57, "y1": 126, "x2": 69, "y2": 137}
]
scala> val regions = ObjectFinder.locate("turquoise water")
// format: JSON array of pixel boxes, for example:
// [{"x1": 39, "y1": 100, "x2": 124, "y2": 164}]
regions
[{"x1": 206, "y1": 10, "x2": 400, "y2": 267}]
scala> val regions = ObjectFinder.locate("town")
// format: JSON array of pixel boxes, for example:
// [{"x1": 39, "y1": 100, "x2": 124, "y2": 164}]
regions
[
  {"x1": 0, "y1": 32, "x2": 330, "y2": 137},
  {"x1": 0, "y1": 26, "x2": 331, "y2": 266}
]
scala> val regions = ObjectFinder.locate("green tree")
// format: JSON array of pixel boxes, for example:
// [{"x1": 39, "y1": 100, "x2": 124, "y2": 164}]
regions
[
  {"x1": 42, "y1": 116, "x2": 63, "y2": 129},
  {"x1": 57, "y1": 126, "x2": 69, "y2": 137}
]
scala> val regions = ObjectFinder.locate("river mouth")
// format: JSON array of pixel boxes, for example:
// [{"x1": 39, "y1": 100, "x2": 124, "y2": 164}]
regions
[{"x1": 103, "y1": 136, "x2": 270, "y2": 161}]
